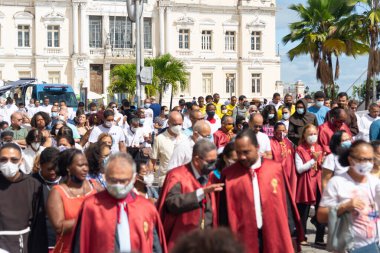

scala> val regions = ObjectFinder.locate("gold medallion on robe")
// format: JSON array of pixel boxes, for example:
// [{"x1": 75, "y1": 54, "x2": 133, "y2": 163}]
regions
[{"x1": 271, "y1": 178, "x2": 278, "y2": 194}]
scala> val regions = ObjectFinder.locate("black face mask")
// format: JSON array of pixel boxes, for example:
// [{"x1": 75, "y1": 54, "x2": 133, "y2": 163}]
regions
[{"x1": 200, "y1": 160, "x2": 216, "y2": 175}]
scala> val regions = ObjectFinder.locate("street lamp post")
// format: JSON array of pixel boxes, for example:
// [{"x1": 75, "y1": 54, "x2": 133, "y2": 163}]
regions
[{"x1": 126, "y1": 0, "x2": 144, "y2": 107}]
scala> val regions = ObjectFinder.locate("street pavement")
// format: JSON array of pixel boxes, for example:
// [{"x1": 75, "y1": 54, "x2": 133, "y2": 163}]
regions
[{"x1": 301, "y1": 219, "x2": 328, "y2": 253}]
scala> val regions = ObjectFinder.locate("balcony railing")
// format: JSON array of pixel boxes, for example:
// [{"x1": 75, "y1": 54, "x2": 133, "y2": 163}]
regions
[
  {"x1": 89, "y1": 48, "x2": 105, "y2": 56},
  {"x1": 89, "y1": 48, "x2": 154, "y2": 58},
  {"x1": 44, "y1": 48, "x2": 63, "y2": 55}
]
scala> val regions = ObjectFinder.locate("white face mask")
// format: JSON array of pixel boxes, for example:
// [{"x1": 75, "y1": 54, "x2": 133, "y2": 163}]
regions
[
  {"x1": 104, "y1": 121, "x2": 113, "y2": 128},
  {"x1": 282, "y1": 113, "x2": 290, "y2": 120},
  {"x1": 352, "y1": 161, "x2": 373, "y2": 176},
  {"x1": 58, "y1": 115, "x2": 65, "y2": 121},
  {"x1": 31, "y1": 142, "x2": 41, "y2": 151},
  {"x1": 306, "y1": 135, "x2": 318, "y2": 145},
  {"x1": 0, "y1": 161, "x2": 20, "y2": 178},
  {"x1": 106, "y1": 176, "x2": 135, "y2": 199},
  {"x1": 170, "y1": 125, "x2": 182, "y2": 135},
  {"x1": 143, "y1": 174, "x2": 154, "y2": 186}
]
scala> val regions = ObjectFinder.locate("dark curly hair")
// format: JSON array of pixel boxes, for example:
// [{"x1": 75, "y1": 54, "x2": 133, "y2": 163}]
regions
[
  {"x1": 25, "y1": 129, "x2": 46, "y2": 146},
  {"x1": 85, "y1": 143, "x2": 109, "y2": 175},
  {"x1": 31, "y1": 111, "x2": 51, "y2": 128}
]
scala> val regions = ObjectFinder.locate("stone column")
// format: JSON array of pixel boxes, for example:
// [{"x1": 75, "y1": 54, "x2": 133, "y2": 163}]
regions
[
  {"x1": 80, "y1": 3, "x2": 88, "y2": 55},
  {"x1": 165, "y1": 7, "x2": 171, "y2": 54},
  {"x1": 159, "y1": 7, "x2": 165, "y2": 54},
  {"x1": 72, "y1": 2, "x2": 79, "y2": 55}
]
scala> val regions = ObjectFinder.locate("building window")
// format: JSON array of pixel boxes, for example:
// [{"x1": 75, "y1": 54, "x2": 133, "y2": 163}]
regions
[
  {"x1": 179, "y1": 29, "x2": 189, "y2": 49},
  {"x1": 109, "y1": 16, "x2": 132, "y2": 49},
  {"x1": 226, "y1": 74, "x2": 236, "y2": 93},
  {"x1": 201, "y1": 30, "x2": 212, "y2": 51},
  {"x1": 48, "y1": 71, "x2": 60, "y2": 83},
  {"x1": 252, "y1": 74, "x2": 261, "y2": 94},
  {"x1": 19, "y1": 71, "x2": 31, "y2": 79},
  {"x1": 225, "y1": 31, "x2": 235, "y2": 51},
  {"x1": 89, "y1": 16, "x2": 102, "y2": 48},
  {"x1": 144, "y1": 18, "x2": 152, "y2": 49},
  {"x1": 251, "y1": 31, "x2": 261, "y2": 51},
  {"x1": 47, "y1": 25, "x2": 60, "y2": 47},
  {"x1": 18, "y1": 25, "x2": 30, "y2": 47},
  {"x1": 202, "y1": 73, "x2": 212, "y2": 94}
]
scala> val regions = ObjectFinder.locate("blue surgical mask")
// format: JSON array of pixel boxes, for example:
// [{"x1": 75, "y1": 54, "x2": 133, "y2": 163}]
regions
[
  {"x1": 282, "y1": 113, "x2": 290, "y2": 120},
  {"x1": 51, "y1": 112, "x2": 58, "y2": 118},
  {"x1": 139, "y1": 118, "x2": 145, "y2": 125},
  {"x1": 297, "y1": 108, "x2": 304, "y2": 114},
  {"x1": 268, "y1": 114, "x2": 275, "y2": 119},
  {"x1": 341, "y1": 140, "x2": 351, "y2": 149},
  {"x1": 316, "y1": 101, "x2": 324, "y2": 108},
  {"x1": 144, "y1": 103, "x2": 151, "y2": 109}
]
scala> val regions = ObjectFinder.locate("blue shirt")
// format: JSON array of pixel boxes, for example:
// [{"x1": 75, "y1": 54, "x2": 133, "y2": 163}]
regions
[
  {"x1": 308, "y1": 106, "x2": 330, "y2": 126},
  {"x1": 370, "y1": 119, "x2": 380, "y2": 141},
  {"x1": 150, "y1": 103, "x2": 161, "y2": 118}
]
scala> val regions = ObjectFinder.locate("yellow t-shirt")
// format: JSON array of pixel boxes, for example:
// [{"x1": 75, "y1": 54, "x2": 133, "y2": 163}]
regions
[
  {"x1": 226, "y1": 104, "x2": 236, "y2": 116},
  {"x1": 199, "y1": 106, "x2": 206, "y2": 116},
  {"x1": 213, "y1": 102, "x2": 224, "y2": 119}
]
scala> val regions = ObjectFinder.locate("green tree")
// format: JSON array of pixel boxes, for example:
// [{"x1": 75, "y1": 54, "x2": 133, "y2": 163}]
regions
[
  {"x1": 345, "y1": 0, "x2": 380, "y2": 108},
  {"x1": 145, "y1": 54, "x2": 189, "y2": 105},
  {"x1": 108, "y1": 64, "x2": 136, "y2": 101},
  {"x1": 283, "y1": 0, "x2": 368, "y2": 99}
]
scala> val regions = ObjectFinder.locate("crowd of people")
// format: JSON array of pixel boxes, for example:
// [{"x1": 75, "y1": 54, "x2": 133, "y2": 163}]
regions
[{"x1": 1, "y1": 91, "x2": 380, "y2": 253}]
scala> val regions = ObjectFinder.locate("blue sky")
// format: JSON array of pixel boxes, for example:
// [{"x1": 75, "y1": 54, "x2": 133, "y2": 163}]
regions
[{"x1": 276, "y1": 0, "x2": 368, "y2": 95}]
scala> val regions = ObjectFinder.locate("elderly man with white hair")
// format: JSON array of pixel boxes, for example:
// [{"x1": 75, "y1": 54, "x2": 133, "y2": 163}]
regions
[
  {"x1": 72, "y1": 152, "x2": 167, "y2": 253},
  {"x1": 167, "y1": 120, "x2": 212, "y2": 171}
]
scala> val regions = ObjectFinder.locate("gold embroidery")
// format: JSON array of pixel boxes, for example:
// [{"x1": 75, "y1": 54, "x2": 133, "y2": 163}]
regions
[
  {"x1": 271, "y1": 178, "x2": 278, "y2": 194},
  {"x1": 143, "y1": 221, "x2": 149, "y2": 236}
]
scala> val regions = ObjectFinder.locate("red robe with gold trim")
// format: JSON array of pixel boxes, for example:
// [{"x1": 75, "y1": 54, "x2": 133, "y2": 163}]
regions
[
  {"x1": 72, "y1": 191, "x2": 167, "y2": 253},
  {"x1": 220, "y1": 159, "x2": 304, "y2": 253},
  {"x1": 157, "y1": 164, "x2": 218, "y2": 250},
  {"x1": 270, "y1": 137, "x2": 297, "y2": 197}
]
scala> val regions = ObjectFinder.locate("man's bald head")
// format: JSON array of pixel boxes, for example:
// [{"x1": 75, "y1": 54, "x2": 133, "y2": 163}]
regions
[
  {"x1": 249, "y1": 113, "x2": 264, "y2": 134},
  {"x1": 190, "y1": 110, "x2": 204, "y2": 126},
  {"x1": 193, "y1": 120, "x2": 211, "y2": 138},
  {"x1": 11, "y1": 112, "x2": 22, "y2": 121},
  {"x1": 168, "y1": 111, "x2": 183, "y2": 125}
]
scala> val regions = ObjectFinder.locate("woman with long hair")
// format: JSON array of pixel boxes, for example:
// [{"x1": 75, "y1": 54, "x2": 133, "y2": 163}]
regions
[{"x1": 261, "y1": 104, "x2": 277, "y2": 138}]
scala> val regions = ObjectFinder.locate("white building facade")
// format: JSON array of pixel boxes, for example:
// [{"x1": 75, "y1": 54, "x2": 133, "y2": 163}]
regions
[{"x1": 0, "y1": 0, "x2": 280, "y2": 105}]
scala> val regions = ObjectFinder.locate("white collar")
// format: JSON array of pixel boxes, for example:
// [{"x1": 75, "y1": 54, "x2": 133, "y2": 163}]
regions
[
  {"x1": 250, "y1": 158, "x2": 262, "y2": 170},
  {"x1": 190, "y1": 162, "x2": 202, "y2": 179}
]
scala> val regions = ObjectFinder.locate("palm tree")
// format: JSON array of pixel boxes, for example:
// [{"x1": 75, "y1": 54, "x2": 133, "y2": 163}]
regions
[
  {"x1": 283, "y1": 0, "x2": 368, "y2": 99},
  {"x1": 108, "y1": 64, "x2": 136, "y2": 101},
  {"x1": 345, "y1": 0, "x2": 380, "y2": 108},
  {"x1": 145, "y1": 54, "x2": 189, "y2": 107}
]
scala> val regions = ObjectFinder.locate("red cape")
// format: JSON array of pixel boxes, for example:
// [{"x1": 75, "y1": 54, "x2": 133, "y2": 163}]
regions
[
  {"x1": 295, "y1": 143, "x2": 323, "y2": 204},
  {"x1": 157, "y1": 164, "x2": 218, "y2": 250},
  {"x1": 222, "y1": 159, "x2": 304, "y2": 253},
  {"x1": 270, "y1": 138, "x2": 297, "y2": 197},
  {"x1": 318, "y1": 122, "x2": 352, "y2": 154},
  {"x1": 73, "y1": 191, "x2": 167, "y2": 253}
]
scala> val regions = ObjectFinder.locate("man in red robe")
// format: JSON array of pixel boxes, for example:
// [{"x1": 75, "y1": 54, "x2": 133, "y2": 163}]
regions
[
  {"x1": 270, "y1": 122, "x2": 297, "y2": 197},
  {"x1": 219, "y1": 129, "x2": 304, "y2": 253},
  {"x1": 318, "y1": 107, "x2": 352, "y2": 154},
  {"x1": 72, "y1": 153, "x2": 167, "y2": 253},
  {"x1": 157, "y1": 139, "x2": 224, "y2": 250},
  {"x1": 213, "y1": 115, "x2": 235, "y2": 152}
]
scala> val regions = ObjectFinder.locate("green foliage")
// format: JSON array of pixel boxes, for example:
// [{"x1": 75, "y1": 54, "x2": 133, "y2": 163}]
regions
[
  {"x1": 108, "y1": 54, "x2": 189, "y2": 103},
  {"x1": 145, "y1": 54, "x2": 189, "y2": 103},
  {"x1": 283, "y1": 0, "x2": 369, "y2": 99},
  {"x1": 108, "y1": 64, "x2": 136, "y2": 101}
]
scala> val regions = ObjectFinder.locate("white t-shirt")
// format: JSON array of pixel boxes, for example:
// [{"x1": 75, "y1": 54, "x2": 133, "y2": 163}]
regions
[
  {"x1": 88, "y1": 125, "x2": 125, "y2": 153},
  {"x1": 205, "y1": 115, "x2": 221, "y2": 135},
  {"x1": 124, "y1": 127, "x2": 144, "y2": 148},
  {"x1": 320, "y1": 173, "x2": 380, "y2": 249},
  {"x1": 167, "y1": 136, "x2": 194, "y2": 171},
  {"x1": 322, "y1": 153, "x2": 348, "y2": 175},
  {"x1": 256, "y1": 132, "x2": 271, "y2": 156},
  {"x1": 22, "y1": 146, "x2": 45, "y2": 174}
]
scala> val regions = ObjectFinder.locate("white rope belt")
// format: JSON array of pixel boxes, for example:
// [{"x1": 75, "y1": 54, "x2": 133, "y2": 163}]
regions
[{"x1": 0, "y1": 227, "x2": 30, "y2": 236}]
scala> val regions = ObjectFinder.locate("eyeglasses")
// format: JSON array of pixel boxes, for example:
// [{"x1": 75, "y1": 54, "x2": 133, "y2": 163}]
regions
[
  {"x1": 253, "y1": 125, "x2": 263, "y2": 129},
  {"x1": 350, "y1": 156, "x2": 374, "y2": 163}
]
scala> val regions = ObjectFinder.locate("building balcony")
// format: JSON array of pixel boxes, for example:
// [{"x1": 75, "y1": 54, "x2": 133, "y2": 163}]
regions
[
  {"x1": 44, "y1": 47, "x2": 63, "y2": 55},
  {"x1": 89, "y1": 48, "x2": 105, "y2": 57},
  {"x1": 111, "y1": 48, "x2": 135, "y2": 58},
  {"x1": 89, "y1": 48, "x2": 154, "y2": 59},
  {"x1": 248, "y1": 51, "x2": 264, "y2": 58},
  {"x1": 176, "y1": 50, "x2": 193, "y2": 57},
  {"x1": 15, "y1": 47, "x2": 32, "y2": 56}
]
